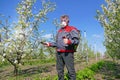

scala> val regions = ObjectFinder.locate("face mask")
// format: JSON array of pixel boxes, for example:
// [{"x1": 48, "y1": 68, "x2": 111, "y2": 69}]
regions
[{"x1": 61, "y1": 21, "x2": 67, "y2": 27}]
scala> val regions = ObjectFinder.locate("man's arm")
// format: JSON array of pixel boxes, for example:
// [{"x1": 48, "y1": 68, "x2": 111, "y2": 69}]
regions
[
  {"x1": 41, "y1": 42, "x2": 57, "y2": 47},
  {"x1": 63, "y1": 29, "x2": 79, "y2": 45}
]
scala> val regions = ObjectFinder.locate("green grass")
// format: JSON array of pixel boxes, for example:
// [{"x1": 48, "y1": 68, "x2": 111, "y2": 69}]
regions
[
  {"x1": 0, "y1": 58, "x2": 56, "y2": 80},
  {"x1": 0, "y1": 60, "x2": 10, "y2": 68},
  {"x1": 1, "y1": 60, "x2": 119, "y2": 80},
  {"x1": 50, "y1": 60, "x2": 119, "y2": 80},
  {"x1": 24, "y1": 58, "x2": 55, "y2": 66}
]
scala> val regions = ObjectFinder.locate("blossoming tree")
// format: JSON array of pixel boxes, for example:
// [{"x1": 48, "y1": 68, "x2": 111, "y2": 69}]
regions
[
  {"x1": 0, "y1": 0, "x2": 55, "y2": 75},
  {"x1": 96, "y1": 0, "x2": 120, "y2": 61}
]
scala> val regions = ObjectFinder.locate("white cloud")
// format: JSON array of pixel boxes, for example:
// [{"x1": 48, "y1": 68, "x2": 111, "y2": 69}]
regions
[
  {"x1": 92, "y1": 34, "x2": 102, "y2": 39},
  {"x1": 42, "y1": 34, "x2": 53, "y2": 39}
]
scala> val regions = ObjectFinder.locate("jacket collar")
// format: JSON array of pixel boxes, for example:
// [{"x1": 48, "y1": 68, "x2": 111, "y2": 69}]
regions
[{"x1": 61, "y1": 25, "x2": 69, "y2": 29}]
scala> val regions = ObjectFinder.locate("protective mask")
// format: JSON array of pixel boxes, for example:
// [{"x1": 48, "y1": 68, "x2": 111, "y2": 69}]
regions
[{"x1": 61, "y1": 21, "x2": 67, "y2": 27}]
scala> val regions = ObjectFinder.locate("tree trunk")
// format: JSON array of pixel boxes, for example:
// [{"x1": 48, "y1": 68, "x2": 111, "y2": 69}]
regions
[{"x1": 14, "y1": 65, "x2": 18, "y2": 76}]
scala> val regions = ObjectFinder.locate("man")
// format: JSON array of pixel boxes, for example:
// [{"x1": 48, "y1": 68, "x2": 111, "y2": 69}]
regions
[{"x1": 42, "y1": 15, "x2": 79, "y2": 80}]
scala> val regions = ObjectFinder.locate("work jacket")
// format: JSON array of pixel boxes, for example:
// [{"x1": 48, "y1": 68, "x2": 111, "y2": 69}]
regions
[{"x1": 49, "y1": 25, "x2": 79, "y2": 53}]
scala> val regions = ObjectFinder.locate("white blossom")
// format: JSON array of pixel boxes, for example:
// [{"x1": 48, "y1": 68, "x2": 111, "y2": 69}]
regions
[
  {"x1": 31, "y1": 49, "x2": 33, "y2": 51},
  {"x1": 109, "y1": 39, "x2": 112, "y2": 42},
  {"x1": 3, "y1": 53, "x2": 6, "y2": 57},
  {"x1": 30, "y1": 28, "x2": 33, "y2": 31},
  {"x1": 2, "y1": 58, "x2": 5, "y2": 62},
  {"x1": 0, "y1": 43, "x2": 3, "y2": 46},
  {"x1": 9, "y1": 50, "x2": 12, "y2": 53},
  {"x1": 14, "y1": 60, "x2": 18, "y2": 64},
  {"x1": 19, "y1": 34, "x2": 24, "y2": 40},
  {"x1": 18, "y1": 63, "x2": 22, "y2": 66},
  {"x1": 21, "y1": 54, "x2": 26, "y2": 58},
  {"x1": 19, "y1": 50, "x2": 23, "y2": 53},
  {"x1": 22, "y1": 5, "x2": 26, "y2": 9}
]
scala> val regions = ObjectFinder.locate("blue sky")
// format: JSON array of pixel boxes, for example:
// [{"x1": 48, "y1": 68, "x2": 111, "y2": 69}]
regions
[{"x1": 0, "y1": 0, "x2": 106, "y2": 54}]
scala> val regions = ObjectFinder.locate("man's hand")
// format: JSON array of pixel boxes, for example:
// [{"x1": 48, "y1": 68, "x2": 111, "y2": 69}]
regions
[
  {"x1": 40, "y1": 42, "x2": 50, "y2": 47},
  {"x1": 63, "y1": 37, "x2": 69, "y2": 44}
]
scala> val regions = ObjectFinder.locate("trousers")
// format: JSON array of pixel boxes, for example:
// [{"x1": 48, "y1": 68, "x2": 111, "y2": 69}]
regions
[{"x1": 56, "y1": 52, "x2": 76, "y2": 80}]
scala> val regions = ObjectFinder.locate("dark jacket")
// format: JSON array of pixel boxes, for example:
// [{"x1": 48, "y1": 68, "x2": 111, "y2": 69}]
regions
[{"x1": 49, "y1": 26, "x2": 79, "y2": 53}]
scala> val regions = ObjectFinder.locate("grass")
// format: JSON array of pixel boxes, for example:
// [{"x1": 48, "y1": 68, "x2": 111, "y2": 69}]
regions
[
  {"x1": 94, "y1": 60, "x2": 120, "y2": 80},
  {"x1": 0, "y1": 58, "x2": 56, "y2": 80},
  {"x1": 1, "y1": 59, "x2": 120, "y2": 80}
]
